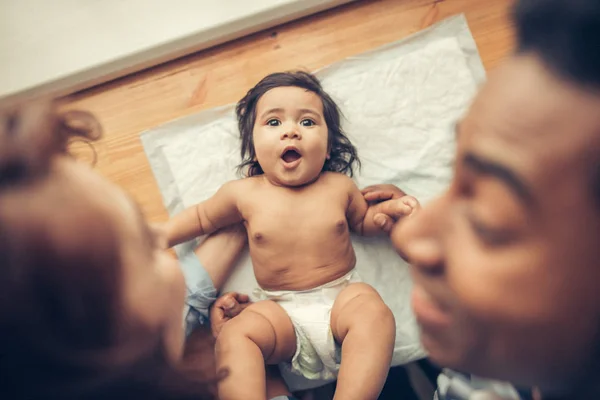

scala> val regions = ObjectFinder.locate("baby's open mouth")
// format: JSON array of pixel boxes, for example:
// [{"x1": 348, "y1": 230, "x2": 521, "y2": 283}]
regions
[{"x1": 281, "y1": 149, "x2": 301, "y2": 163}]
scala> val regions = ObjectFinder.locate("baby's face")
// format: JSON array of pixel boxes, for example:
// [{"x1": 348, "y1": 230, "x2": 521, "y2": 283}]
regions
[{"x1": 252, "y1": 86, "x2": 329, "y2": 186}]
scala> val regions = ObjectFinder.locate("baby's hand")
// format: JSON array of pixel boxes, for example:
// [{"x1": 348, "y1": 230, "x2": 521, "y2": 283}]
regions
[
  {"x1": 149, "y1": 222, "x2": 169, "y2": 249},
  {"x1": 372, "y1": 195, "x2": 420, "y2": 234},
  {"x1": 210, "y1": 292, "x2": 251, "y2": 338}
]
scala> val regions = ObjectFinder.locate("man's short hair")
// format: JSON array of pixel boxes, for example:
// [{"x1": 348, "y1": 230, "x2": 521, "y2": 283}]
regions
[{"x1": 515, "y1": 0, "x2": 600, "y2": 88}]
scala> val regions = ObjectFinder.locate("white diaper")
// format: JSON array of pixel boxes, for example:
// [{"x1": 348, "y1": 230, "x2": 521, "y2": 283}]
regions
[{"x1": 253, "y1": 269, "x2": 362, "y2": 381}]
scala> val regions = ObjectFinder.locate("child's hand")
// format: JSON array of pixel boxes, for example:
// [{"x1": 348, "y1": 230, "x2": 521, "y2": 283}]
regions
[
  {"x1": 210, "y1": 292, "x2": 251, "y2": 338},
  {"x1": 372, "y1": 195, "x2": 420, "y2": 234},
  {"x1": 149, "y1": 222, "x2": 169, "y2": 249}
]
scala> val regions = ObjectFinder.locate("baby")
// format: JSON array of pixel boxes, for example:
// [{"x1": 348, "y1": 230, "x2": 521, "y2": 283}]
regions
[{"x1": 166, "y1": 71, "x2": 418, "y2": 400}]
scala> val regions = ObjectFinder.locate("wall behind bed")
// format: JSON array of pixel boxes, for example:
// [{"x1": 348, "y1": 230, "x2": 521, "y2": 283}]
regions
[{"x1": 0, "y1": 0, "x2": 355, "y2": 103}]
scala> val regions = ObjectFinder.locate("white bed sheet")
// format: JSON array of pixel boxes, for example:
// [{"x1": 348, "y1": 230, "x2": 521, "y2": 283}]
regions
[{"x1": 141, "y1": 14, "x2": 485, "y2": 390}]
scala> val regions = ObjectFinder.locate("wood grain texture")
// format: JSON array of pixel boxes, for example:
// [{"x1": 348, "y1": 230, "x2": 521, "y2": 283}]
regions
[{"x1": 63, "y1": 0, "x2": 514, "y2": 223}]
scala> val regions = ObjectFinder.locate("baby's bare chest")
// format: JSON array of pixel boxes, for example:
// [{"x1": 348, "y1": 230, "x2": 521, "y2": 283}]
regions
[{"x1": 241, "y1": 186, "x2": 349, "y2": 244}]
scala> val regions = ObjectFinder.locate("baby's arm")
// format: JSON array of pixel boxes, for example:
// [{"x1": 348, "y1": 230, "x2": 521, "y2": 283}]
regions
[
  {"x1": 346, "y1": 179, "x2": 418, "y2": 236},
  {"x1": 346, "y1": 181, "x2": 371, "y2": 236},
  {"x1": 166, "y1": 181, "x2": 244, "y2": 248},
  {"x1": 347, "y1": 181, "x2": 390, "y2": 236}
]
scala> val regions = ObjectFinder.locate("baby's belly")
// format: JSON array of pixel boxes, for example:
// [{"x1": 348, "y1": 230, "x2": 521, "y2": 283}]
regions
[{"x1": 250, "y1": 238, "x2": 356, "y2": 291}]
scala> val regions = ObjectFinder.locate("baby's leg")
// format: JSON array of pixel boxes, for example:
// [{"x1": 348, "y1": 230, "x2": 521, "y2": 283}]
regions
[
  {"x1": 195, "y1": 223, "x2": 247, "y2": 290},
  {"x1": 215, "y1": 300, "x2": 296, "y2": 400},
  {"x1": 330, "y1": 283, "x2": 395, "y2": 400}
]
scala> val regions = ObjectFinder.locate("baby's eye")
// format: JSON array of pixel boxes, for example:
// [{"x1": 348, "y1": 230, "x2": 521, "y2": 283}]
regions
[
  {"x1": 300, "y1": 119, "x2": 315, "y2": 127},
  {"x1": 267, "y1": 119, "x2": 281, "y2": 126}
]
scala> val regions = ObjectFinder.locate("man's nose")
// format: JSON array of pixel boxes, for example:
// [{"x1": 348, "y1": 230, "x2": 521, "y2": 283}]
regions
[{"x1": 391, "y1": 197, "x2": 445, "y2": 275}]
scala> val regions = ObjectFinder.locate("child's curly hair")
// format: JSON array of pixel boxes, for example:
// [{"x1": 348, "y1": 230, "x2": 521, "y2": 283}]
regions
[{"x1": 235, "y1": 71, "x2": 360, "y2": 177}]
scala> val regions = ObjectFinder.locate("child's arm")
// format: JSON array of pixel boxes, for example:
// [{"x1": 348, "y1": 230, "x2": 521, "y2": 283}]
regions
[
  {"x1": 346, "y1": 182, "x2": 383, "y2": 236},
  {"x1": 166, "y1": 181, "x2": 244, "y2": 248},
  {"x1": 347, "y1": 180, "x2": 418, "y2": 236}
]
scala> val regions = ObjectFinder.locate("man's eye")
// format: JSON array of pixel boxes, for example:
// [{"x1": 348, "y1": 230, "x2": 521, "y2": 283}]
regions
[
  {"x1": 470, "y1": 217, "x2": 512, "y2": 246},
  {"x1": 267, "y1": 119, "x2": 281, "y2": 126}
]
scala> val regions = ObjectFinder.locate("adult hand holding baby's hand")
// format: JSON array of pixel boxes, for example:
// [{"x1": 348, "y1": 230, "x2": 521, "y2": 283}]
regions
[
  {"x1": 362, "y1": 184, "x2": 420, "y2": 233},
  {"x1": 210, "y1": 292, "x2": 251, "y2": 338},
  {"x1": 371, "y1": 195, "x2": 420, "y2": 234},
  {"x1": 362, "y1": 184, "x2": 407, "y2": 202}
]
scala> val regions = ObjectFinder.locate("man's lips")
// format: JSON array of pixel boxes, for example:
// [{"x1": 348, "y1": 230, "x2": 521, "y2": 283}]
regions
[{"x1": 411, "y1": 285, "x2": 452, "y2": 330}]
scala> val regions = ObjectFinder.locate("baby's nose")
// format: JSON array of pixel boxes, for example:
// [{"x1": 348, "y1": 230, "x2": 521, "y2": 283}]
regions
[{"x1": 280, "y1": 128, "x2": 301, "y2": 140}]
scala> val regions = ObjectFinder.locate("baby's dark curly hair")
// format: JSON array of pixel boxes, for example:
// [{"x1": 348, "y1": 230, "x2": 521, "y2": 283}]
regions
[{"x1": 236, "y1": 71, "x2": 360, "y2": 177}]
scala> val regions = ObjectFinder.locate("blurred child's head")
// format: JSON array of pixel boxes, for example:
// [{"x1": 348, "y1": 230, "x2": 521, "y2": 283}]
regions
[{"x1": 236, "y1": 71, "x2": 359, "y2": 185}]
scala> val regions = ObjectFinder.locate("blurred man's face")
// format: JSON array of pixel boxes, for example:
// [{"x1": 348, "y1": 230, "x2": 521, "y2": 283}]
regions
[{"x1": 393, "y1": 54, "x2": 600, "y2": 393}]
